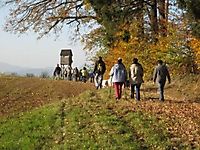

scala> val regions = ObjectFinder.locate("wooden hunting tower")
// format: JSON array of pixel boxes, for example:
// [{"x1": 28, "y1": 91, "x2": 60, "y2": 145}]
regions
[{"x1": 60, "y1": 49, "x2": 73, "y2": 66}]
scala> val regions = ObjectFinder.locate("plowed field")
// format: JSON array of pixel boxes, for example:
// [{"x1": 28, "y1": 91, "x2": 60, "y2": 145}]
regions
[{"x1": 0, "y1": 76, "x2": 94, "y2": 116}]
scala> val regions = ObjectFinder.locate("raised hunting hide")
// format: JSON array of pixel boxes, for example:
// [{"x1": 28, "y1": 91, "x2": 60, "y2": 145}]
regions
[{"x1": 60, "y1": 49, "x2": 73, "y2": 66}]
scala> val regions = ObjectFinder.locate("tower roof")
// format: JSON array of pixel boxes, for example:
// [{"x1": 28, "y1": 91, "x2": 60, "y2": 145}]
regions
[{"x1": 60, "y1": 49, "x2": 73, "y2": 56}]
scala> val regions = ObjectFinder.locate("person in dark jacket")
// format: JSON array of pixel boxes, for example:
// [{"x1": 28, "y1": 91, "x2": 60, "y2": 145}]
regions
[
  {"x1": 93, "y1": 56, "x2": 106, "y2": 89},
  {"x1": 153, "y1": 60, "x2": 171, "y2": 101},
  {"x1": 53, "y1": 64, "x2": 62, "y2": 80}
]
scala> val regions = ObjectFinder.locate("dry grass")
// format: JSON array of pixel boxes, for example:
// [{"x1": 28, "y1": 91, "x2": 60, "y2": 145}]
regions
[
  {"x1": 166, "y1": 75, "x2": 200, "y2": 103},
  {"x1": 135, "y1": 74, "x2": 200, "y2": 148}
]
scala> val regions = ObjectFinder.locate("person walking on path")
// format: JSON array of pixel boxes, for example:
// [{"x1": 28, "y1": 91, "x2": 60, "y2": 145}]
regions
[
  {"x1": 65, "y1": 65, "x2": 72, "y2": 81},
  {"x1": 153, "y1": 60, "x2": 171, "y2": 101},
  {"x1": 72, "y1": 67, "x2": 79, "y2": 81},
  {"x1": 81, "y1": 67, "x2": 88, "y2": 83},
  {"x1": 109, "y1": 58, "x2": 127, "y2": 100},
  {"x1": 53, "y1": 64, "x2": 62, "y2": 80},
  {"x1": 93, "y1": 56, "x2": 106, "y2": 89},
  {"x1": 129, "y1": 58, "x2": 144, "y2": 101}
]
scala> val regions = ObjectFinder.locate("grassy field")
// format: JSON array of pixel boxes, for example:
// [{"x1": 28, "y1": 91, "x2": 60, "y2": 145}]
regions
[{"x1": 0, "y1": 75, "x2": 200, "y2": 149}]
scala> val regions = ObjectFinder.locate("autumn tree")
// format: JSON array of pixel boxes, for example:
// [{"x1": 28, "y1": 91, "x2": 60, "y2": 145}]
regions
[
  {"x1": 2, "y1": 0, "x2": 199, "y2": 76},
  {"x1": 2, "y1": 0, "x2": 171, "y2": 46}
]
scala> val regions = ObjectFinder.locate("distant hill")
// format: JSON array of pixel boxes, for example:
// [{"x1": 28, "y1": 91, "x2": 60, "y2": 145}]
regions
[{"x1": 0, "y1": 62, "x2": 53, "y2": 76}]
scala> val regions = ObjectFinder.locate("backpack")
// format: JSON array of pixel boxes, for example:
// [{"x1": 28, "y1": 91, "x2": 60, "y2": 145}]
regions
[
  {"x1": 81, "y1": 69, "x2": 88, "y2": 77},
  {"x1": 131, "y1": 64, "x2": 143, "y2": 84},
  {"x1": 133, "y1": 64, "x2": 143, "y2": 76},
  {"x1": 97, "y1": 63, "x2": 103, "y2": 72}
]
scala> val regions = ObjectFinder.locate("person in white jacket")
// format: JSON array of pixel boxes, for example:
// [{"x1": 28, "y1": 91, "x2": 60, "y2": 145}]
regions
[
  {"x1": 129, "y1": 58, "x2": 144, "y2": 101},
  {"x1": 109, "y1": 58, "x2": 127, "y2": 100}
]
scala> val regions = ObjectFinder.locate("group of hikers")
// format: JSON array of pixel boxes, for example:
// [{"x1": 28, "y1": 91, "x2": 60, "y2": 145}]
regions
[
  {"x1": 93, "y1": 56, "x2": 170, "y2": 102},
  {"x1": 53, "y1": 64, "x2": 95, "y2": 83},
  {"x1": 53, "y1": 56, "x2": 171, "y2": 102}
]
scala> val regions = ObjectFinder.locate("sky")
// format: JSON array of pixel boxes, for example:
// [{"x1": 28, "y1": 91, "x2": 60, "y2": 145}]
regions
[{"x1": 0, "y1": 6, "x2": 87, "y2": 69}]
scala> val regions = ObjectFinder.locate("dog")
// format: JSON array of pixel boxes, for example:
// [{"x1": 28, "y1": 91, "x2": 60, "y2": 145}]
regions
[{"x1": 102, "y1": 80, "x2": 109, "y2": 88}]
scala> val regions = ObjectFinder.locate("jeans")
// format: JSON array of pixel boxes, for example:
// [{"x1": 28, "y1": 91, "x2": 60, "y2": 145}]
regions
[
  {"x1": 82, "y1": 76, "x2": 87, "y2": 83},
  {"x1": 130, "y1": 84, "x2": 141, "y2": 100},
  {"x1": 95, "y1": 74, "x2": 103, "y2": 89},
  {"x1": 158, "y1": 82, "x2": 165, "y2": 101}
]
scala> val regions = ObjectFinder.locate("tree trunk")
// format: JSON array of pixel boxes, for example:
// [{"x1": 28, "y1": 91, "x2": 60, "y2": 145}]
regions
[
  {"x1": 150, "y1": 0, "x2": 158, "y2": 42},
  {"x1": 137, "y1": 0, "x2": 145, "y2": 40},
  {"x1": 158, "y1": 0, "x2": 169, "y2": 36}
]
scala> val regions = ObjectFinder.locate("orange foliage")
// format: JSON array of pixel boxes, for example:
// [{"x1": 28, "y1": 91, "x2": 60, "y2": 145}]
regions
[
  {"x1": 189, "y1": 38, "x2": 200, "y2": 69},
  {"x1": 104, "y1": 38, "x2": 147, "y2": 79},
  {"x1": 103, "y1": 20, "x2": 200, "y2": 79}
]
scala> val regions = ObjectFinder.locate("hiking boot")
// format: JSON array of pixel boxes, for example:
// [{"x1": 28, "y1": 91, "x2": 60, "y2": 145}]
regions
[
  {"x1": 130, "y1": 94, "x2": 134, "y2": 99},
  {"x1": 160, "y1": 99, "x2": 164, "y2": 102},
  {"x1": 116, "y1": 97, "x2": 120, "y2": 100}
]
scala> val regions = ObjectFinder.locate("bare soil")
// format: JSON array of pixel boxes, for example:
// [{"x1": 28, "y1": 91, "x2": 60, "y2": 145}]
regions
[{"x1": 0, "y1": 76, "x2": 94, "y2": 116}]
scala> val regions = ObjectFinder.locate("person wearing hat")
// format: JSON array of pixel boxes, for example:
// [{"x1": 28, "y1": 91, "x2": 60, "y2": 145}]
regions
[
  {"x1": 109, "y1": 58, "x2": 127, "y2": 100},
  {"x1": 153, "y1": 59, "x2": 171, "y2": 101},
  {"x1": 129, "y1": 58, "x2": 144, "y2": 101},
  {"x1": 93, "y1": 56, "x2": 106, "y2": 89}
]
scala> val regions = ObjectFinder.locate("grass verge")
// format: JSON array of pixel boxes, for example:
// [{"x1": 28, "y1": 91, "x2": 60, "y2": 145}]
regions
[{"x1": 0, "y1": 103, "x2": 62, "y2": 149}]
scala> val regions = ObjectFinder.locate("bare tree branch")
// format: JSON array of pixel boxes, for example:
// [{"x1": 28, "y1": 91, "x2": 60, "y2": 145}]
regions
[{"x1": 3, "y1": 0, "x2": 96, "y2": 37}]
